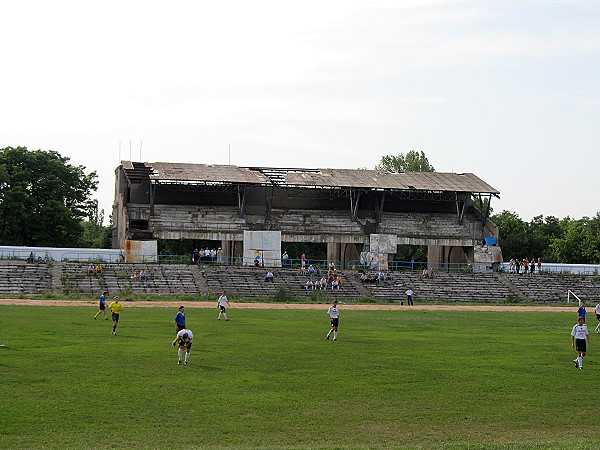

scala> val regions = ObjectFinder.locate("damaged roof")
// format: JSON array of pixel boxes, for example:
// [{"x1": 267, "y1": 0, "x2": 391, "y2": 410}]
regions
[{"x1": 121, "y1": 161, "x2": 499, "y2": 195}]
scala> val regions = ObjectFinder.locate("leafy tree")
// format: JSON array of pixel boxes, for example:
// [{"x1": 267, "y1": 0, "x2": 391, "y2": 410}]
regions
[
  {"x1": 550, "y1": 215, "x2": 600, "y2": 264},
  {"x1": 79, "y1": 201, "x2": 112, "y2": 248},
  {"x1": 0, "y1": 146, "x2": 98, "y2": 247},
  {"x1": 375, "y1": 150, "x2": 435, "y2": 173},
  {"x1": 491, "y1": 210, "x2": 530, "y2": 259}
]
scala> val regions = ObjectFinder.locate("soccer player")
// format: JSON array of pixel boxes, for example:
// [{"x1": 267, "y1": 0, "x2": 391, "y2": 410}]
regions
[
  {"x1": 172, "y1": 306, "x2": 186, "y2": 347},
  {"x1": 109, "y1": 296, "x2": 123, "y2": 335},
  {"x1": 176, "y1": 329, "x2": 193, "y2": 365},
  {"x1": 93, "y1": 291, "x2": 109, "y2": 320},
  {"x1": 217, "y1": 292, "x2": 230, "y2": 321},
  {"x1": 578, "y1": 301, "x2": 586, "y2": 322},
  {"x1": 405, "y1": 288, "x2": 414, "y2": 306},
  {"x1": 326, "y1": 300, "x2": 339, "y2": 341},
  {"x1": 571, "y1": 316, "x2": 590, "y2": 369},
  {"x1": 595, "y1": 302, "x2": 600, "y2": 334}
]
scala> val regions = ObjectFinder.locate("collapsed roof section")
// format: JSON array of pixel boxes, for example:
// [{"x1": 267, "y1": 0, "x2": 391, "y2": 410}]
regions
[{"x1": 122, "y1": 161, "x2": 499, "y2": 196}]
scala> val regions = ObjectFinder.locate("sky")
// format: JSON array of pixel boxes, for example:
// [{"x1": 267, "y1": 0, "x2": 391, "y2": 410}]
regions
[{"x1": 1, "y1": 0, "x2": 599, "y2": 224}]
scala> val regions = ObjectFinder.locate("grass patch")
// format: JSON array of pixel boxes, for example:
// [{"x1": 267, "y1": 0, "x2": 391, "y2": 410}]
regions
[{"x1": 0, "y1": 306, "x2": 596, "y2": 448}]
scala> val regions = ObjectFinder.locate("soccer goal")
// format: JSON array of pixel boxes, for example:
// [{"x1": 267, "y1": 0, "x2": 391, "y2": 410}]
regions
[{"x1": 567, "y1": 290, "x2": 583, "y2": 305}]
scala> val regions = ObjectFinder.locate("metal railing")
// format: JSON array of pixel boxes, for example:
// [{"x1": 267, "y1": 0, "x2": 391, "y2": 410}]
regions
[{"x1": 348, "y1": 260, "x2": 475, "y2": 273}]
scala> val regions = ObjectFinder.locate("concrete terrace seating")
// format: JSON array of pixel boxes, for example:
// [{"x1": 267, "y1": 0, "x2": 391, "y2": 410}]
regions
[
  {"x1": 504, "y1": 273, "x2": 600, "y2": 303},
  {"x1": 202, "y1": 265, "x2": 361, "y2": 300},
  {"x1": 0, "y1": 260, "x2": 52, "y2": 294},
  {"x1": 60, "y1": 262, "x2": 205, "y2": 295},
  {"x1": 359, "y1": 271, "x2": 514, "y2": 303}
]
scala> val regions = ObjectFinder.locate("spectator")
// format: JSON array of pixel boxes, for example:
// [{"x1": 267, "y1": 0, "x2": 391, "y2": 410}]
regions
[
  {"x1": 301, "y1": 253, "x2": 306, "y2": 269},
  {"x1": 265, "y1": 271, "x2": 274, "y2": 282},
  {"x1": 217, "y1": 247, "x2": 223, "y2": 264},
  {"x1": 305, "y1": 279, "x2": 314, "y2": 290},
  {"x1": 254, "y1": 255, "x2": 261, "y2": 267},
  {"x1": 282, "y1": 251, "x2": 289, "y2": 267},
  {"x1": 320, "y1": 276, "x2": 328, "y2": 290},
  {"x1": 331, "y1": 278, "x2": 339, "y2": 290},
  {"x1": 27, "y1": 252, "x2": 35, "y2": 263},
  {"x1": 88, "y1": 264, "x2": 95, "y2": 275},
  {"x1": 314, "y1": 279, "x2": 321, "y2": 290},
  {"x1": 139, "y1": 270, "x2": 148, "y2": 281},
  {"x1": 210, "y1": 248, "x2": 217, "y2": 263},
  {"x1": 192, "y1": 248, "x2": 200, "y2": 263},
  {"x1": 95, "y1": 264, "x2": 103, "y2": 275}
]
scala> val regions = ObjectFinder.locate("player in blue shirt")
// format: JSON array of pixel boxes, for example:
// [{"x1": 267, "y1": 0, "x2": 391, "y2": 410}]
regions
[
  {"x1": 578, "y1": 301, "x2": 587, "y2": 322},
  {"x1": 172, "y1": 306, "x2": 186, "y2": 347},
  {"x1": 93, "y1": 291, "x2": 108, "y2": 320}
]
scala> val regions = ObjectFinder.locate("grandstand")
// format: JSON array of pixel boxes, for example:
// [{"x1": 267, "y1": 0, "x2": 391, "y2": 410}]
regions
[{"x1": 2, "y1": 259, "x2": 600, "y2": 304}]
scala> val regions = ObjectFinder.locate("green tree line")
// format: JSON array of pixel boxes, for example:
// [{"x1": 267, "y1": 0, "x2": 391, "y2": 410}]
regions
[{"x1": 492, "y1": 211, "x2": 600, "y2": 264}]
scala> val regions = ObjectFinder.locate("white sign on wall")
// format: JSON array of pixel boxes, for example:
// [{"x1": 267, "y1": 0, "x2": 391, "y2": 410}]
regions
[{"x1": 243, "y1": 231, "x2": 282, "y2": 267}]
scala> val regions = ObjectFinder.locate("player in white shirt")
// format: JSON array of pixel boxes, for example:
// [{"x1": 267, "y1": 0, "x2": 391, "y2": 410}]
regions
[
  {"x1": 326, "y1": 300, "x2": 339, "y2": 341},
  {"x1": 217, "y1": 292, "x2": 230, "y2": 321},
  {"x1": 595, "y1": 303, "x2": 600, "y2": 333},
  {"x1": 176, "y1": 329, "x2": 193, "y2": 365},
  {"x1": 571, "y1": 317, "x2": 590, "y2": 369}
]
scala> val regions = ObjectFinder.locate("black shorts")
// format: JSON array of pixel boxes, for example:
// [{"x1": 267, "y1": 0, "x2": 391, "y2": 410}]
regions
[
  {"x1": 99, "y1": 304, "x2": 106, "y2": 310},
  {"x1": 176, "y1": 324, "x2": 186, "y2": 332},
  {"x1": 179, "y1": 341, "x2": 193, "y2": 350},
  {"x1": 112, "y1": 313, "x2": 120, "y2": 322},
  {"x1": 596, "y1": 314, "x2": 600, "y2": 321},
  {"x1": 330, "y1": 318, "x2": 339, "y2": 327},
  {"x1": 575, "y1": 339, "x2": 587, "y2": 352},
  {"x1": 220, "y1": 306, "x2": 226, "y2": 312}
]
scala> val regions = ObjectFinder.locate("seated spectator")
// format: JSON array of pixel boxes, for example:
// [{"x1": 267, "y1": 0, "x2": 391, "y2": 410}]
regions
[
  {"x1": 378, "y1": 271, "x2": 385, "y2": 282},
  {"x1": 265, "y1": 271, "x2": 274, "y2": 282},
  {"x1": 314, "y1": 279, "x2": 321, "y2": 290},
  {"x1": 320, "y1": 276, "x2": 328, "y2": 290},
  {"x1": 132, "y1": 270, "x2": 140, "y2": 280},
  {"x1": 305, "y1": 279, "x2": 314, "y2": 290},
  {"x1": 327, "y1": 274, "x2": 334, "y2": 285},
  {"x1": 95, "y1": 265, "x2": 103, "y2": 275},
  {"x1": 88, "y1": 264, "x2": 95, "y2": 275},
  {"x1": 307, "y1": 265, "x2": 315, "y2": 275},
  {"x1": 331, "y1": 278, "x2": 339, "y2": 290},
  {"x1": 254, "y1": 255, "x2": 261, "y2": 267},
  {"x1": 139, "y1": 270, "x2": 147, "y2": 281},
  {"x1": 27, "y1": 252, "x2": 35, "y2": 263}
]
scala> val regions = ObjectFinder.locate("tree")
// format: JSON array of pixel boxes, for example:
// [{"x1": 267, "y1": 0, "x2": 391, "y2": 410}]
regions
[
  {"x1": 0, "y1": 146, "x2": 98, "y2": 247},
  {"x1": 79, "y1": 201, "x2": 112, "y2": 248},
  {"x1": 491, "y1": 210, "x2": 530, "y2": 259},
  {"x1": 375, "y1": 150, "x2": 435, "y2": 173}
]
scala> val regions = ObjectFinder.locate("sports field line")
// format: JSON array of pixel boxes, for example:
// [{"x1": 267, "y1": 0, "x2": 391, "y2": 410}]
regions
[{"x1": 0, "y1": 298, "x2": 575, "y2": 312}]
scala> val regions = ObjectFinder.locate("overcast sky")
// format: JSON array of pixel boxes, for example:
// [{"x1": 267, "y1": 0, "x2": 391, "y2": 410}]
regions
[{"x1": 1, "y1": 0, "x2": 599, "y2": 223}]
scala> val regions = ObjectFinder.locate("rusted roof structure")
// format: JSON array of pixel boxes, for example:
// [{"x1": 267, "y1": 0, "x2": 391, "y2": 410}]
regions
[{"x1": 122, "y1": 161, "x2": 499, "y2": 196}]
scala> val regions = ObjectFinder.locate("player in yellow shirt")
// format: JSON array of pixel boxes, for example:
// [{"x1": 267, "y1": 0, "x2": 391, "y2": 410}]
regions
[{"x1": 109, "y1": 296, "x2": 123, "y2": 335}]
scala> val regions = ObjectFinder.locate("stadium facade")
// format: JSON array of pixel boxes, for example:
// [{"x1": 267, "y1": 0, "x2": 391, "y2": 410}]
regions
[{"x1": 112, "y1": 162, "x2": 502, "y2": 268}]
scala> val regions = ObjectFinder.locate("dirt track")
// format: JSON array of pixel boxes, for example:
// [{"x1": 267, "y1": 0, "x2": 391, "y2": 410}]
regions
[{"x1": 0, "y1": 298, "x2": 575, "y2": 312}]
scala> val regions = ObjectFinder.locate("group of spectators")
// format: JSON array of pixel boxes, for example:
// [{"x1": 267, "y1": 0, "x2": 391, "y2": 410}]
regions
[
  {"x1": 132, "y1": 270, "x2": 148, "y2": 281},
  {"x1": 508, "y1": 258, "x2": 542, "y2": 275},
  {"x1": 87, "y1": 264, "x2": 104, "y2": 275},
  {"x1": 26, "y1": 252, "x2": 48, "y2": 264},
  {"x1": 360, "y1": 271, "x2": 393, "y2": 283},
  {"x1": 192, "y1": 248, "x2": 223, "y2": 264},
  {"x1": 305, "y1": 272, "x2": 343, "y2": 290}
]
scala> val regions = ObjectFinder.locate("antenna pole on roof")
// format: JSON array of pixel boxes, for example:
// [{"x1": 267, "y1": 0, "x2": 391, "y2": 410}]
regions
[
  {"x1": 228, "y1": 144, "x2": 231, "y2": 165},
  {"x1": 129, "y1": 141, "x2": 132, "y2": 161},
  {"x1": 119, "y1": 140, "x2": 121, "y2": 162},
  {"x1": 139, "y1": 141, "x2": 143, "y2": 162}
]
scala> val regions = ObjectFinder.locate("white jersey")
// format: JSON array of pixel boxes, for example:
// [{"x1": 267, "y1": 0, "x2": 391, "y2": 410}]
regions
[
  {"x1": 595, "y1": 304, "x2": 600, "y2": 315},
  {"x1": 327, "y1": 306, "x2": 339, "y2": 319},
  {"x1": 571, "y1": 324, "x2": 588, "y2": 340},
  {"x1": 405, "y1": 289, "x2": 414, "y2": 296},
  {"x1": 218, "y1": 295, "x2": 228, "y2": 307},
  {"x1": 177, "y1": 329, "x2": 193, "y2": 342}
]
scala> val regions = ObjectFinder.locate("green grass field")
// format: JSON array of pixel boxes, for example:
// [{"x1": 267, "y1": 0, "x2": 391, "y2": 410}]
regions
[{"x1": 0, "y1": 305, "x2": 596, "y2": 449}]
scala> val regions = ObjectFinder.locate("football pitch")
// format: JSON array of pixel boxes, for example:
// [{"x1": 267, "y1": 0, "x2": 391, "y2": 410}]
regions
[{"x1": 0, "y1": 305, "x2": 596, "y2": 449}]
